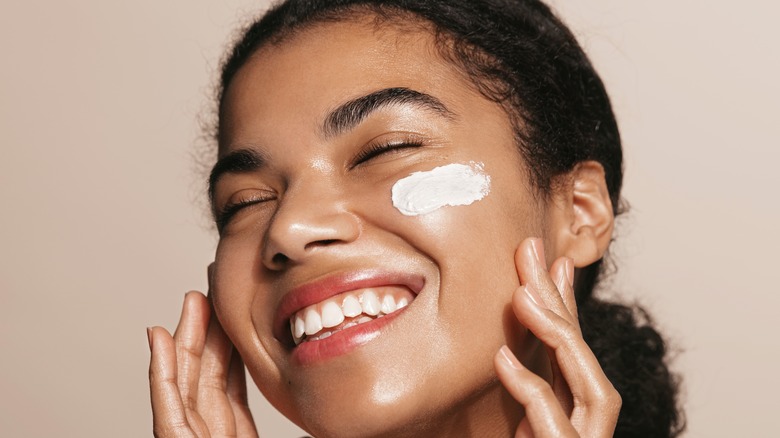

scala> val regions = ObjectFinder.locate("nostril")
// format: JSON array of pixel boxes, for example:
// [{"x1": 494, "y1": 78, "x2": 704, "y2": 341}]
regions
[
  {"x1": 271, "y1": 253, "x2": 290, "y2": 266},
  {"x1": 304, "y1": 239, "x2": 339, "y2": 250},
  {"x1": 267, "y1": 239, "x2": 344, "y2": 269},
  {"x1": 264, "y1": 211, "x2": 361, "y2": 268}
]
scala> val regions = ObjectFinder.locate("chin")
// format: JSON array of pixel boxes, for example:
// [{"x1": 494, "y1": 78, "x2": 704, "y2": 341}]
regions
[
  {"x1": 277, "y1": 351, "x2": 499, "y2": 438},
  {"x1": 293, "y1": 398, "x2": 443, "y2": 438},
  {"x1": 284, "y1": 367, "x2": 437, "y2": 437}
]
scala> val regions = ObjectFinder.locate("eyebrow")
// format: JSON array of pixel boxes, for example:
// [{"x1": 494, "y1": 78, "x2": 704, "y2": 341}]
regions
[
  {"x1": 208, "y1": 148, "x2": 266, "y2": 202},
  {"x1": 209, "y1": 88, "x2": 454, "y2": 203},
  {"x1": 322, "y1": 87, "x2": 455, "y2": 138}
]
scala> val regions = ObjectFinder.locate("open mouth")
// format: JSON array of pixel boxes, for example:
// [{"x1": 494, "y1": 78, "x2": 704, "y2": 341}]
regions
[
  {"x1": 273, "y1": 271, "x2": 425, "y2": 351},
  {"x1": 290, "y1": 286, "x2": 413, "y2": 345}
]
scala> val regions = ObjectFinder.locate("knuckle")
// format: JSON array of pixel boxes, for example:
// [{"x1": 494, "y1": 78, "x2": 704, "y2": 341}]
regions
[
  {"x1": 557, "y1": 321, "x2": 580, "y2": 342},
  {"x1": 201, "y1": 363, "x2": 228, "y2": 384},
  {"x1": 523, "y1": 375, "x2": 555, "y2": 401},
  {"x1": 149, "y1": 370, "x2": 174, "y2": 388},
  {"x1": 176, "y1": 337, "x2": 202, "y2": 359},
  {"x1": 606, "y1": 388, "x2": 623, "y2": 412},
  {"x1": 199, "y1": 379, "x2": 226, "y2": 394},
  {"x1": 549, "y1": 319, "x2": 580, "y2": 349},
  {"x1": 153, "y1": 421, "x2": 188, "y2": 438},
  {"x1": 587, "y1": 384, "x2": 622, "y2": 414}
]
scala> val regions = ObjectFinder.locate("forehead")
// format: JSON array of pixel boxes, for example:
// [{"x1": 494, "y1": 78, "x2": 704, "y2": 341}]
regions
[
  {"x1": 236, "y1": 15, "x2": 449, "y2": 89},
  {"x1": 219, "y1": 17, "x2": 487, "y2": 151}
]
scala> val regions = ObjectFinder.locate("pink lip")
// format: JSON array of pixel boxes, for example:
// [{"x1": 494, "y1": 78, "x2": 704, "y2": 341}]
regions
[
  {"x1": 291, "y1": 307, "x2": 407, "y2": 365},
  {"x1": 272, "y1": 269, "x2": 425, "y2": 350}
]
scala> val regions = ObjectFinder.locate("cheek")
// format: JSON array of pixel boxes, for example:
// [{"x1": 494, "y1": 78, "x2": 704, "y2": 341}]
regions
[
  {"x1": 369, "y1": 163, "x2": 535, "y2": 339},
  {"x1": 396, "y1": 166, "x2": 539, "y2": 326},
  {"x1": 390, "y1": 162, "x2": 491, "y2": 216},
  {"x1": 212, "y1": 236, "x2": 279, "y2": 351},
  {"x1": 364, "y1": 161, "x2": 504, "y2": 253},
  {"x1": 212, "y1": 238, "x2": 262, "y2": 327},
  {"x1": 378, "y1": 162, "x2": 535, "y2": 281},
  {"x1": 211, "y1": 240, "x2": 302, "y2": 419}
]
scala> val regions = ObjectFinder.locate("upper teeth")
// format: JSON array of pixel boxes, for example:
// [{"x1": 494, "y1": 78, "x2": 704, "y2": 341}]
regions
[{"x1": 290, "y1": 287, "x2": 411, "y2": 345}]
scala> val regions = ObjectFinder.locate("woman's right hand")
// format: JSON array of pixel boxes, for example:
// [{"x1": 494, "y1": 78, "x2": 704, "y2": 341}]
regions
[{"x1": 148, "y1": 291, "x2": 259, "y2": 438}]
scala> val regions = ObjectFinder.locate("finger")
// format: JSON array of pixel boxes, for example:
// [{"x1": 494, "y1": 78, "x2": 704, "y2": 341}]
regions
[
  {"x1": 515, "y1": 420, "x2": 534, "y2": 438},
  {"x1": 226, "y1": 348, "x2": 258, "y2": 438},
  {"x1": 512, "y1": 288, "x2": 621, "y2": 436},
  {"x1": 550, "y1": 257, "x2": 578, "y2": 330},
  {"x1": 515, "y1": 239, "x2": 575, "y2": 325},
  {"x1": 545, "y1": 344, "x2": 574, "y2": 418},
  {"x1": 226, "y1": 348, "x2": 248, "y2": 406},
  {"x1": 205, "y1": 282, "x2": 258, "y2": 437},
  {"x1": 196, "y1": 301, "x2": 239, "y2": 437},
  {"x1": 545, "y1": 258, "x2": 577, "y2": 407},
  {"x1": 173, "y1": 292, "x2": 211, "y2": 412},
  {"x1": 494, "y1": 346, "x2": 578, "y2": 438},
  {"x1": 517, "y1": 241, "x2": 579, "y2": 415},
  {"x1": 148, "y1": 327, "x2": 198, "y2": 438}
]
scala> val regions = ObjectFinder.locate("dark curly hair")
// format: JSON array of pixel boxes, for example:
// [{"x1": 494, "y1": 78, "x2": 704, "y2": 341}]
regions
[{"x1": 214, "y1": 0, "x2": 685, "y2": 436}]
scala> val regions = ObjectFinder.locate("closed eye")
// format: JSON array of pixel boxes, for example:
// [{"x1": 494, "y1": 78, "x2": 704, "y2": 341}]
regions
[
  {"x1": 352, "y1": 139, "x2": 424, "y2": 167},
  {"x1": 216, "y1": 191, "x2": 275, "y2": 231}
]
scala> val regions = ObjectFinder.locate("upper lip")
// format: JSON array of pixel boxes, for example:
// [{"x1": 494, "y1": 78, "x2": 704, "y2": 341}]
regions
[{"x1": 272, "y1": 269, "x2": 425, "y2": 346}]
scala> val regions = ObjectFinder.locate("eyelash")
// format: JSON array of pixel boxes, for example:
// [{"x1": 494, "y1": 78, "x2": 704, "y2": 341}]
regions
[
  {"x1": 216, "y1": 193, "x2": 274, "y2": 231},
  {"x1": 217, "y1": 138, "x2": 425, "y2": 229},
  {"x1": 352, "y1": 139, "x2": 424, "y2": 166}
]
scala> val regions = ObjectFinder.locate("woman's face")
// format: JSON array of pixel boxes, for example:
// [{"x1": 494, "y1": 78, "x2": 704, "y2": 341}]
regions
[{"x1": 211, "y1": 17, "x2": 553, "y2": 438}]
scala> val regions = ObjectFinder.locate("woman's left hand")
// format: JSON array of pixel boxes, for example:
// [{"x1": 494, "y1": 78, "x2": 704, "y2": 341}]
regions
[{"x1": 494, "y1": 238, "x2": 621, "y2": 437}]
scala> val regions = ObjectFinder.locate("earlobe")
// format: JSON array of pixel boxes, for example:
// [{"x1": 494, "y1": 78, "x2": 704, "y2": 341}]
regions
[{"x1": 549, "y1": 161, "x2": 615, "y2": 267}]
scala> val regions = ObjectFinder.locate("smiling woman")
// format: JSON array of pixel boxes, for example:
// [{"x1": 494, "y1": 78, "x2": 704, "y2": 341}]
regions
[{"x1": 147, "y1": 1, "x2": 683, "y2": 437}]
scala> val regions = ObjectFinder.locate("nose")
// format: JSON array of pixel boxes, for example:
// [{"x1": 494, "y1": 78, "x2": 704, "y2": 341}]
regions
[{"x1": 261, "y1": 180, "x2": 361, "y2": 270}]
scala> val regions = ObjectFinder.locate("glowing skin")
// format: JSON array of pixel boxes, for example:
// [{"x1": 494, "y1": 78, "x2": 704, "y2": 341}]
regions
[
  {"x1": 149, "y1": 10, "x2": 624, "y2": 438},
  {"x1": 391, "y1": 162, "x2": 491, "y2": 216},
  {"x1": 210, "y1": 17, "x2": 562, "y2": 438}
]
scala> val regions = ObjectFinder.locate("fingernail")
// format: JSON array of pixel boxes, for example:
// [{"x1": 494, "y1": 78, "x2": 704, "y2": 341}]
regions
[
  {"x1": 565, "y1": 257, "x2": 575, "y2": 287},
  {"x1": 498, "y1": 345, "x2": 521, "y2": 370},
  {"x1": 530, "y1": 238, "x2": 546, "y2": 267},
  {"x1": 524, "y1": 285, "x2": 546, "y2": 309},
  {"x1": 147, "y1": 327, "x2": 153, "y2": 351}
]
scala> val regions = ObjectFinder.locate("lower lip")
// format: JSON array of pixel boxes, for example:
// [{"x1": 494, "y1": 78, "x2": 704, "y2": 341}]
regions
[{"x1": 291, "y1": 306, "x2": 408, "y2": 366}]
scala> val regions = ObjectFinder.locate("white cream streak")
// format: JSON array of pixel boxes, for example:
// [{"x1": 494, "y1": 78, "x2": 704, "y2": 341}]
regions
[{"x1": 391, "y1": 162, "x2": 491, "y2": 216}]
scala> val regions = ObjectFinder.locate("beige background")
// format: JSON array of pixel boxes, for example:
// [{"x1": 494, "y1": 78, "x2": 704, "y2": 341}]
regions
[{"x1": 1, "y1": 0, "x2": 777, "y2": 436}]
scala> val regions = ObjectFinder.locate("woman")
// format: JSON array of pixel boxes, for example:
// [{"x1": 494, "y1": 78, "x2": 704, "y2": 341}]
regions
[{"x1": 148, "y1": 0, "x2": 683, "y2": 436}]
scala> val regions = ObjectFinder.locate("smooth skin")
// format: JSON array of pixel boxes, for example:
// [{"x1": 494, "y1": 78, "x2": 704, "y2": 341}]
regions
[
  {"x1": 150, "y1": 16, "x2": 621, "y2": 438},
  {"x1": 149, "y1": 240, "x2": 620, "y2": 438}
]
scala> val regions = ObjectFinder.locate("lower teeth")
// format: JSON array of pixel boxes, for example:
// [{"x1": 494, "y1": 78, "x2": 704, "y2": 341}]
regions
[{"x1": 302, "y1": 315, "x2": 378, "y2": 343}]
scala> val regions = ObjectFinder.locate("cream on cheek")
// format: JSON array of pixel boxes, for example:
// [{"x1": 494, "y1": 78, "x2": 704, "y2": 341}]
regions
[{"x1": 391, "y1": 162, "x2": 491, "y2": 216}]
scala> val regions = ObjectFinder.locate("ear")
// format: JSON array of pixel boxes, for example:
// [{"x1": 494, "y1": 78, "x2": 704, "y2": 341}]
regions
[{"x1": 547, "y1": 161, "x2": 614, "y2": 267}]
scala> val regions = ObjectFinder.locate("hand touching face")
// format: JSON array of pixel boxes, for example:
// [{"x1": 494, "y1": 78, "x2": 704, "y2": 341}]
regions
[{"x1": 206, "y1": 16, "x2": 613, "y2": 438}]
